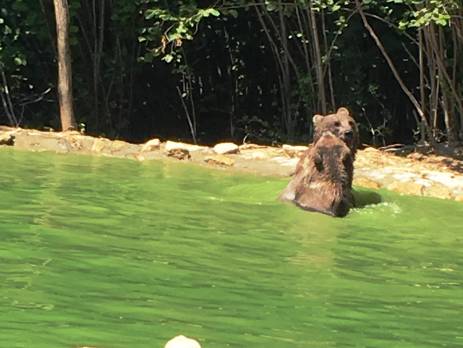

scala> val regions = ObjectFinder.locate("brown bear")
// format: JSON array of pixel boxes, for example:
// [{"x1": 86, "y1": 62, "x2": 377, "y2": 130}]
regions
[
  {"x1": 279, "y1": 131, "x2": 354, "y2": 217},
  {"x1": 313, "y1": 107, "x2": 359, "y2": 157}
]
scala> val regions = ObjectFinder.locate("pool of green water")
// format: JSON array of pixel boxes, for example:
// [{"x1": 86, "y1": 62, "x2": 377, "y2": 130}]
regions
[{"x1": 1, "y1": 148, "x2": 463, "y2": 348}]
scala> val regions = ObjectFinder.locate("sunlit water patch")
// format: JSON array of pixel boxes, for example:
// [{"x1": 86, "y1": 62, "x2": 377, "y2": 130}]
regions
[{"x1": 1, "y1": 148, "x2": 462, "y2": 348}]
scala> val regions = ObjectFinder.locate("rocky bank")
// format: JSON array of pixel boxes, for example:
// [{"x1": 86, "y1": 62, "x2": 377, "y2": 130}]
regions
[{"x1": 1, "y1": 126, "x2": 463, "y2": 202}]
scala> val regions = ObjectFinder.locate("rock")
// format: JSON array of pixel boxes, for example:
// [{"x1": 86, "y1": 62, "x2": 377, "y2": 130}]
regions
[
  {"x1": 0, "y1": 132, "x2": 15, "y2": 146},
  {"x1": 392, "y1": 172, "x2": 419, "y2": 182},
  {"x1": 63, "y1": 134, "x2": 95, "y2": 152},
  {"x1": 422, "y1": 183, "x2": 454, "y2": 200},
  {"x1": 165, "y1": 141, "x2": 208, "y2": 153},
  {"x1": 281, "y1": 144, "x2": 308, "y2": 158},
  {"x1": 204, "y1": 154, "x2": 235, "y2": 166},
  {"x1": 91, "y1": 138, "x2": 139, "y2": 157},
  {"x1": 387, "y1": 181, "x2": 424, "y2": 197},
  {"x1": 14, "y1": 132, "x2": 71, "y2": 153},
  {"x1": 239, "y1": 143, "x2": 267, "y2": 150},
  {"x1": 165, "y1": 335, "x2": 201, "y2": 348},
  {"x1": 407, "y1": 152, "x2": 426, "y2": 161},
  {"x1": 135, "y1": 153, "x2": 145, "y2": 162},
  {"x1": 362, "y1": 146, "x2": 380, "y2": 153},
  {"x1": 91, "y1": 138, "x2": 111, "y2": 153},
  {"x1": 111, "y1": 140, "x2": 130, "y2": 151},
  {"x1": 109, "y1": 140, "x2": 140, "y2": 157},
  {"x1": 426, "y1": 171, "x2": 463, "y2": 190},
  {"x1": 213, "y1": 142, "x2": 239, "y2": 154},
  {"x1": 62, "y1": 130, "x2": 81, "y2": 136},
  {"x1": 271, "y1": 156, "x2": 299, "y2": 168},
  {"x1": 455, "y1": 195, "x2": 463, "y2": 202},
  {"x1": 353, "y1": 177, "x2": 382, "y2": 189},
  {"x1": 167, "y1": 148, "x2": 191, "y2": 160},
  {"x1": 241, "y1": 150, "x2": 269, "y2": 160},
  {"x1": 141, "y1": 138, "x2": 161, "y2": 152}
]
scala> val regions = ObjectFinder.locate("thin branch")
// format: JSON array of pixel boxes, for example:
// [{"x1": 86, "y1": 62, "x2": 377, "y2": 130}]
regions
[{"x1": 355, "y1": 0, "x2": 431, "y2": 138}]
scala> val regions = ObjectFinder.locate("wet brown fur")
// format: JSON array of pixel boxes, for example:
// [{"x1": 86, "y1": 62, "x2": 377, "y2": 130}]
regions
[{"x1": 280, "y1": 131, "x2": 354, "y2": 217}]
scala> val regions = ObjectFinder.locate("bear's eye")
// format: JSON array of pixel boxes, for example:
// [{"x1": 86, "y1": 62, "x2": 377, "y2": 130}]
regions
[
  {"x1": 349, "y1": 121, "x2": 355, "y2": 127},
  {"x1": 334, "y1": 121, "x2": 341, "y2": 127}
]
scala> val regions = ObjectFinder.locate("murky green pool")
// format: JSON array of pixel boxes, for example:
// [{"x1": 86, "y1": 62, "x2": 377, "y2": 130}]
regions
[{"x1": 1, "y1": 148, "x2": 463, "y2": 348}]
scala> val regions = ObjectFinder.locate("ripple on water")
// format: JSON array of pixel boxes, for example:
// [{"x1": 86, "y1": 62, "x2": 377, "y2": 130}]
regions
[{"x1": 352, "y1": 201, "x2": 402, "y2": 216}]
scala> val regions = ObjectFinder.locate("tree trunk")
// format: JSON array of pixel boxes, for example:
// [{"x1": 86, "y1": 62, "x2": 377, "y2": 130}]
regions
[
  {"x1": 307, "y1": 2, "x2": 326, "y2": 114},
  {"x1": 53, "y1": 0, "x2": 77, "y2": 131}
]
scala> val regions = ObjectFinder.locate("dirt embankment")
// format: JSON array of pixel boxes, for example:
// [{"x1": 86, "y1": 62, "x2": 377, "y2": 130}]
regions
[{"x1": 1, "y1": 126, "x2": 463, "y2": 202}]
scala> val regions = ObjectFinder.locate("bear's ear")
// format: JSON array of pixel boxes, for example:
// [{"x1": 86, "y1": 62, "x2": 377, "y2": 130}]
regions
[
  {"x1": 314, "y1": 152, "x2": 323, "y2": 172},
  {"x1": 336, "y1": 107, "x2": 350, "y2": 117},
  {"x1": 313, "y1": 114, "x2": 324, "y2": 126}
]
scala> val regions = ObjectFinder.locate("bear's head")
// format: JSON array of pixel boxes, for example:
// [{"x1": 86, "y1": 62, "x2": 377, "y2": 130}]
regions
[{"x1": 313, "y1": 107, "x2": 359, "y2": 156}]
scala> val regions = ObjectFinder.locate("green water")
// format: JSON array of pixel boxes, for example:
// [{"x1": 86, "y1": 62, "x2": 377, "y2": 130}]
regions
[{"x1": 1, "y1": 148, "x2": 463, "y2": 348}]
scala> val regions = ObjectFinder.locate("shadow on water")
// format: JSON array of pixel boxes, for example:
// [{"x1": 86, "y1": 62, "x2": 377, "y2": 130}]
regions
[{"x1": 353, "y1": 188, "x2": 382, "y2": 209}]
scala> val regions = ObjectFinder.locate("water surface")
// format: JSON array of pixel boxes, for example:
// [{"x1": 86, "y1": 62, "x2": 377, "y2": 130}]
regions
[{"x1": 1, "y1": 148, "x2": 462, "y2": 347}]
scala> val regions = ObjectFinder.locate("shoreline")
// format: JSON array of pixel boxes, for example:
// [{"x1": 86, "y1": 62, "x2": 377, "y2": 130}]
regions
[{"x1": 1, "y1": 126, "x2": 463, "y2": 202}]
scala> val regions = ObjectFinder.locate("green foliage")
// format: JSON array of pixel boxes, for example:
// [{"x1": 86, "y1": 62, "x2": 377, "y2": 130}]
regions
[
  {"x1": 139, "y1": 2, "x2": 220, "y2": 63},
  {"x1": 0, "y1": 0, "x2": 462, "y2": 144},
  {"x1": 359, "y1": 0, "x2": 459, "y2": 28},
  {"x1": 397, "y1": 0, "x2": 458, "y2": 28},
  {"x1": 0, "y1": 6, "x2": 27, "y2": 69}
]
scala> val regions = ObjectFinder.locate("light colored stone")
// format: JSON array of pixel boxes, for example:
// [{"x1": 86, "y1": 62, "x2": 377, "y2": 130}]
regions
[
  {"x1": 92, "y1": 138, "x2": 139, "y2": 156},
  {"x1": 242, "y1": 150, "x2": 269, "y2": 160},
  {"x1": 426, "y1": 171, "x2": 463, "y2": 189},
  {"x1": 111, "y1": 140, "x2": 129, "y2": 151},
  {"x1": 239, "y1": 143, "x2": 267, "y2": 150},
  {"x1": 111, "y1": 141, "x2": 140, "y2": 157},
  {"x1": 281, "y1": 144, "x2": 308, "y2": 158},
  {"x1": 271, "y1": 156, "x2": 299, "y2": 168},
  {"x1": 455, "y1": 195, "x2": 463, "y2": 202},
  {"x1": 422, "y1": 184, "x2": 454, "y2": 200},
  {"x1": 165, "y1": 141, "x2": 208, "y2": 153},
  {"x1": 65, "y1": 136, "x2": 83, "y2": 150},
  {"x1": 141, "y1": 138, "x2": 161, "y2": 152},
  {"x1": 204, "y1": 154, "x2": 235, "y2": 166},
  {"x1": 353, "y1": 177, "x2": 382, "y2": 189},
  {"x1": 387, "y1": 181, "x2": 424, "y2": 197},
  {"x1": 165, "y1": 335, "x2": 201, "y2": 348},
  {"x1": 91, "y1": 138, "x2": 111, "y2": 153},
  {"x1": 392, "y1": 172, "x2": 418, "y2": 182},
  {"x1": 407, "y1": 152, "x2": 426, "y2": 161},
  {"x1": 282, "y1": 144, "x2": 308, "y2": 151},
  {"x1": 14, "y1": 133, "x2": 71, "y2": 153},
  {"x1": 362, "y1": 146, "x2": 380, "y2": 153},
  {"x1": 62, "y1": 134, "x2": 95, "y2": 152},
  {"x1": 213, "y1": 142, "x2": 239, "y2": 154},
  {"x1": 167, "y1": 148, "x2": 191, "y2": 160}
]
